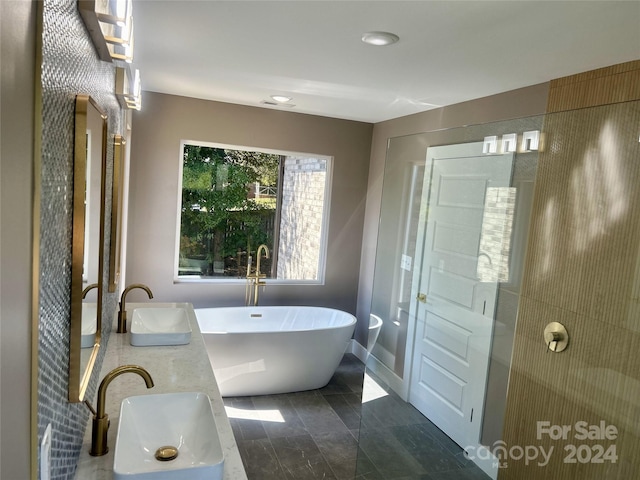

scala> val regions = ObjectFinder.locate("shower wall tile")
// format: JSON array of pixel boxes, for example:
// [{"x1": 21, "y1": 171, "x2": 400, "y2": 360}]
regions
[
  {"x1": 502, "y1": 367, "x2": 636, "y2": 479},
  {"x1": 547, "y1": 60, "x2": 640, "y2": 112},
  {"x1": 521, "y1": 102, "x2": 640, "y2": 326},
  {"x1": 523, "y1": 103, "x2": 640, "y2": 323},
  {"x1": 501, "y1": 64, "x2": 640, "y2": 479}
]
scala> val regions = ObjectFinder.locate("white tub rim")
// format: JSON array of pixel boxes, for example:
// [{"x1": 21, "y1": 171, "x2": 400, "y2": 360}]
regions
[{"x1": 195, "y1": 305, "x2": 356, "y2": 334}]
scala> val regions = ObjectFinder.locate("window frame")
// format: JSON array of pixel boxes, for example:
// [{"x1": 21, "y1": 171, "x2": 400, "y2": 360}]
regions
[{"x1": 174, "y1": 139, "x2": 333, "y2": 285}]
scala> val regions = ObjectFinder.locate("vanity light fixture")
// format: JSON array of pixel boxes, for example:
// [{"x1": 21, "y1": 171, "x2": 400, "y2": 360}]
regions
[
  {"x1": 484, "y1": 132, "x2": 542, "y2": 154},
  {"x1": 501, "y1": 133, "x2": 518, "y2": 153},
  {"x1": 271, "y1": 95, "x2": 292, "y2": 103},
  {"x1": 115, "y1": 66, "x2": 142, "y2": 110},
  {"x1": 78, "y1": 0, "x2": 135, "y2": 63},
  {"x1": 482, "y1": 136, "x2": 498, "y2": 154},
  {"x1": 522, "y1": 130, "x2": 541, "y2": 151},
  {"x1": 361, "y1": 31, "x2": 400, "y2": 46},
  {"x1": 109, "y1": 23, "x2": 135, "y2": 63}
]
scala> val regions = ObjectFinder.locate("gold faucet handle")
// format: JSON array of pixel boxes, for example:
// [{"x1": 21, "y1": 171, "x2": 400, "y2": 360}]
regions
[{"x1": 84, "y1": 399, "x2": 97, "y2": 416}]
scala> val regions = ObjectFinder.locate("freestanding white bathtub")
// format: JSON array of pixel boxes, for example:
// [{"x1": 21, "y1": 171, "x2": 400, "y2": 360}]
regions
[{"x1": 196, "y1": 306, "x2": 356, "y2": 397}]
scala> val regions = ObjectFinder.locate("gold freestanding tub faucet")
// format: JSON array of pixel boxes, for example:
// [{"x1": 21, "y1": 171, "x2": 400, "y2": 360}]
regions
[
  {"x1": 118, "y1": 283, "x2": 153, "y2": 333},
  {"x1": 85, "y1": 365, "x2": 154, "y2": 456},
  {"x1": 255, "y1": 244, "x2": 270, "y2": 276},
  {"x1": 246, "y1": 245, "x2": 269, "y2": 306}
]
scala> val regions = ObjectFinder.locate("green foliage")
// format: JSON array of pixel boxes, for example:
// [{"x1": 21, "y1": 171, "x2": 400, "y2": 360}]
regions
[{"x1": 179, "y1": 144, "x2": 278, "y2": 275}]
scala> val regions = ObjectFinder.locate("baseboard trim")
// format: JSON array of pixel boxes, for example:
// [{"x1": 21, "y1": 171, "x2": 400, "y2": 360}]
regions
[
  {"x1": 363, "y1": 347, "x2": 407, "y2": 400},
  {"x1": 348, "y1": 339, "x2": 368, "y2": 363},
  {"x1": 348, "y1": 340, "x2": 405, "y2": 397},
  {"x1": 466, "y1": 444, "x2": 499, "y2": 480}
]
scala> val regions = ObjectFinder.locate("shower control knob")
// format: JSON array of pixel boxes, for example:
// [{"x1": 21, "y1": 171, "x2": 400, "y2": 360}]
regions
[{"x1": 544, "y1": 322, "x2": 569, "y2": 353}]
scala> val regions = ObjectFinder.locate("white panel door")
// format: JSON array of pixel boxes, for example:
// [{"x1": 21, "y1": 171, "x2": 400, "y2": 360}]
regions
[{"x1": 409, "y1": 143, "x2": 514, "y2": 450}]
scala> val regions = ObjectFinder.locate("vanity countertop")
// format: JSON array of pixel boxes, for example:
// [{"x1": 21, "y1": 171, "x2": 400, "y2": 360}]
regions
[{"x1": 74, "y1": 302, "x2": 247, "y2": 480}]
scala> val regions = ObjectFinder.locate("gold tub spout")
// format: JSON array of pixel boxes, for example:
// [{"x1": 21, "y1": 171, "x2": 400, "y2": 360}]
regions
[
  {"x1": 256, "y1": 244, "x2": 270, "y2": 276},
  {"x1": 85, "y1": 365, "x2": 154, "y2": 456},
  {"x1": 117, "y1": 283, "x2": 153, "y2": 333}
]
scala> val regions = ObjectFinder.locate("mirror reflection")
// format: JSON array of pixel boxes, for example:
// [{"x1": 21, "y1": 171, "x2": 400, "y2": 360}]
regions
[
  {"x1": 70, "y1": 94, "x2": 107, "y2": 402},
  {"x1": 108, "y1": 135, "x2": 125, "y2": 292}
]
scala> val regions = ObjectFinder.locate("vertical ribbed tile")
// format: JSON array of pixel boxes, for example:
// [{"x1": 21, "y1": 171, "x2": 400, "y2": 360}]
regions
[
  {"x1": 502, "y1": 79, "x2": 640, "y2": 477},
  {"x1": 522, "y1": 102, "x2": 640, "y2": 323},
  {"x1": 547, "y1": 60, "x2": 640, "y2": 113}
]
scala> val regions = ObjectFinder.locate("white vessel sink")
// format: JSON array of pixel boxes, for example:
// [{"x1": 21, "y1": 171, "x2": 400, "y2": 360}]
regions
[
  {"x1": 81, "y1": 303, "x2": 97, "y2": 348},
  {"x1": 113, "y1": 392, "x2": 224, "y2": 480},
  {"x1": 130, "y1": 307, "x2": 192, "y2": 346}
]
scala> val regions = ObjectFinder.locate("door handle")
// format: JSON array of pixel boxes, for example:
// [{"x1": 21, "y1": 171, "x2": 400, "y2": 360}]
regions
[{"x1": 417, "y1": 293, "x2": 427, "y2": 303}]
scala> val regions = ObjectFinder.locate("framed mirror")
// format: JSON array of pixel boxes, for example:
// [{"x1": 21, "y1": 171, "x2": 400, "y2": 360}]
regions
[
  {"x1": 69, "y1": 94, "x2": 107, "y2": 402},
  {"x1": 108, "y1": 135, "x2": 125, "y2": 292}
]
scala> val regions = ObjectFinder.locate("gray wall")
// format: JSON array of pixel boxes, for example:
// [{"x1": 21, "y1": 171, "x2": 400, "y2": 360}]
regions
[
  {"x1": 126, "y1": 92, "x2": 372, "y2": 313},
  {"x1": 1, "y1": 1, "x2": 37, "y2": 477},
  {"x1": 355, "y1": 83, "x2": 550, "y2": 345}
]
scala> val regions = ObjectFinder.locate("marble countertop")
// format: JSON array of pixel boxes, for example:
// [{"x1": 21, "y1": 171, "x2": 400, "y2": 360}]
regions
[{"x1": 74, "y1": 302, "x2": 247, "y2": 480}]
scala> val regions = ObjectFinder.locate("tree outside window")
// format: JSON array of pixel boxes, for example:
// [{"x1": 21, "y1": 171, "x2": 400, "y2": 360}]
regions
[{"x1": 178, "y1": 142, "x2": 330, "y2": 282}]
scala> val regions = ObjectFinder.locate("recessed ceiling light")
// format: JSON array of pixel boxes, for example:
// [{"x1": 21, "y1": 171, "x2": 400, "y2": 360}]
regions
[
  {"x1": 361, "y1": 31, "x2": 399, "y2": 46},
  {"x1": 271, "y1": 95, "x2": 292, "y2": 103}
]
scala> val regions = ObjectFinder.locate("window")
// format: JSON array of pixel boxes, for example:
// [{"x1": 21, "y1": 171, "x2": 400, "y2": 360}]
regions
[{"x1": 176, "y1": 141, "x2": 331, "y2": 283}]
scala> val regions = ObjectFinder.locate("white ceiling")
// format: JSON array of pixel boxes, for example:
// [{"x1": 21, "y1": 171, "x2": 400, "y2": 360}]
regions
[{"x1": 134, "y1": 1, "x2": 640, "y2": 123}]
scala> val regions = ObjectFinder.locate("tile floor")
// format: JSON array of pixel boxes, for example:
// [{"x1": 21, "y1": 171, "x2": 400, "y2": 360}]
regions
[{"x1": 223, "y1": 354, "x2": 490, "y2": 480}]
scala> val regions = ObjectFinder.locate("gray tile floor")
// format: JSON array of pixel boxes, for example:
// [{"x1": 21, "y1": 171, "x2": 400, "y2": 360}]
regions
[{"x1": 224, "y1": 354, "x2": 490, "y2": 480}]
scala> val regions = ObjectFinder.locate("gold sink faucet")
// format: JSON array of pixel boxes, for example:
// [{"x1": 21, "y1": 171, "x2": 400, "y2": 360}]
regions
[
  {"x1": 82, "y1": 283, "x2": 99, "y2": 299},
  {"x1": 84, "y1": 365, "x2": 154, "y2": 456},
  {"x1": 117, "y1": 283, "x2": 153, "y2": 333}
]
